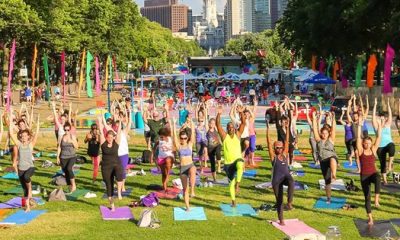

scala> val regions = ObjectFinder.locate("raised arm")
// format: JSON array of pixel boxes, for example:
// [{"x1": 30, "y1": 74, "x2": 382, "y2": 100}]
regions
[
  {"x1": 124, "y1": 107, "x2": 132, "y2": 134},
  {"x1": 236, "y1": 107, "x2": 246, "y2": 138},
  {"x1": 364, "y1": 95, "x2": 369, "y2": 119},
  {"x1": 8, "y1": 113, "x2": 20, "y2": 147},
  {"x1": 115, "y1": 120, "x2": 122, "y2": 145},
  {"x1": 387, "y1": 98, "x2": 392, "y2": 124},
  {"x1": 51, "y1": 101, "x2": 61, "y2": 128},
  {"x1": 346, "y1": 97, "x2": 353, "y2": 123},
  {"x1": 216, "y1": 105, "x2": 226, "y2": 141},
  {"x1": 293, "y1": 100, "x2": 299, "y2": 120},
  {"x1": 372, "y1": 118, "x2": 383, "y2": 153},
  {"x1": 359, "y1": 94, "x2": 365, "y2": 119},
  {"x1": 29, "y1": 105, "x2": 34, "y2": 128},
  {"x1": 229, "y1": 101, "x2": 237, "y2": 123},
  {"x1": 372, "y1": 98, "x2": 378, "y2": 131},
  {"x1": 329, "y1": 112, "x2": 336, "y2": 142},
  {"x1": 266, "y1": 123, "x2": 275, "y2": 161},
  {"x1": 142, "y1": 106, "x2": 149, "y2": 124},
  {"x1": 98, "y1": 116, "x2": 105, "y2": 145},
  {"x1": 312, "y1": 112, "x2": 321, "y2": 142},
  {"x1": 171, "y1": 118, "x2": 179, "y2": 150},
  {"x1": 338, "y1": 109, "x2": 346, "y2": 125},
  {"x1": 31, "y1": 115, "x2": 40, "y2": 147},
  {"x1": 352, "y1": 94, "x2": 357, "y2": 112},
  {"x1": 305, "y1": 104, "x2": 312, "y2": 126},
  {"x1": 283, "y1": 119, "x2": 290, "y2": 156},
  {"x1": 163, "y1": 104, "x2": 170, "y2": 124},
  {"x1": 68, "y1": 102, "x2": 72, "y2": 123}
]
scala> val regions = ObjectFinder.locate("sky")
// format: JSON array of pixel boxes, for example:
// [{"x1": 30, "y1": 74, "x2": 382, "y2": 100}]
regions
[{"x1": 135, "y1": 0, "x2": 227, "y2": 15}]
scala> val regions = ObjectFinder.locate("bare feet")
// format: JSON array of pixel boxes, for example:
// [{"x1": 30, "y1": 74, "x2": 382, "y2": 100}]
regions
[
  {"x1": 231, "y1": 200, "x2": 236, "y2": 207},
  {"x1": 368, "y1": 219, "x2": 374, "y2": 225},
  {"x1": 326, "y1": 198, "x2": 331, "y2": 204},
  {"x1": 285, "y1": 203, "x2": 294, "y2": 211},
  {"x1": 375, "y1": 201, "x2": 380, "y2": 207},
  {"x1": 111, "y1": 203, "x2": 115, "y2": 212},
  {"x1": 118, "y1": 193, "x2": 122, "y2": 200},
  {"x1": 186, "y1": 207, "x2": 191, "y2": 212},
  {"x1": 279, "y1": 220, "x2": 285, "y2": 226}
]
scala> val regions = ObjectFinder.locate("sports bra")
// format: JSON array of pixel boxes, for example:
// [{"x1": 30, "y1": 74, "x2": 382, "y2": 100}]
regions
[{"x1": 179, "y1": 147, "x2": 192, "y2": 157}]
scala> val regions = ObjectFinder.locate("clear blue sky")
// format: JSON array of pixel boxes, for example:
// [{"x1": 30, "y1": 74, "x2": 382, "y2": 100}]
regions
[{"x1": 135, "y1": 0, "x2": 226, "y2": 15}]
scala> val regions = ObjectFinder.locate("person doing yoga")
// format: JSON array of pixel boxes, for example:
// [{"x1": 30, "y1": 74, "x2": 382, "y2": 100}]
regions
[
  {"x1": 216, "y1": 105, "x2": 246, "y2": 207},
  {"x1": 266, "y1": 118, "x2": 294, "y2": 225}
]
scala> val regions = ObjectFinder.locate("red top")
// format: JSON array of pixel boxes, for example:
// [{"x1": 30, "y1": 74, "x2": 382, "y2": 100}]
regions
[{"x1": 359, "y1": 151, "x2": 377, "y2": 175}]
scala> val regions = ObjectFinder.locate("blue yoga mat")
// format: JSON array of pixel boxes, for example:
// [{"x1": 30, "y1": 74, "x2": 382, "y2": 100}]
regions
[
  {"x1": 309, "y1": 163, "x2": 321, "y2": 169},
  {"x1": 313, "y1": 197, "x2": 346, "y2": 209},
  {"x1": 243, "y1": 170, "x2": 257, "y2": 178},
  {"x1": 342, "y1": 161, "x2": 358, "y2": 169},
  {"x1": 53, "y1": 170, "x2": 80, "y2": 178},
  {"x1": 220, "y1": 204, "x2": 257, "y2": 217},
  {"x1": 295, "y1": 170, "x2": 305, "y2": 177},
  {"x1": 2, "y1": 172, "x2": 19, "y2": 180},
  {"x1": 174, "y1": 207, "x2": 207, "y2": 221},
  {"x1": 0, "y1": 210, "x2": 46, "y2": 225}
]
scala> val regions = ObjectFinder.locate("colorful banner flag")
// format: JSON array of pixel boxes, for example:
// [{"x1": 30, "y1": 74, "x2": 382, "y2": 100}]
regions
[
  {"x1": 104, "y1": 56, "x2": 110, "y2": 90},
  {"x1": 6, "y1": 39, "x2": 16, "y2": 111},
  {"x1": 383, "y1": 44, "x2": 395, "y2": 94},
  {"x1": 355, "y1": 58, "x2": 362, "y2": 89},
  {"x1": 326, "y1": 55, "x2": 333, "y2": 77},
  {"x1": 86, "y1": 51, "x2": 93, "y2": 98},
  {"x1": 333, "y1": 60, "x2": 339, "y2": 81},
  {"x1": 78, "y1": 50, "x2": 86, "y2": 98},
  {"x1": 311, "y1": 55, "x2": 317, "y2": 71},
  {"x1": 340, "y1": 73, "x2": 348, "y2": 88},
  {"x1": 367, "y1": 54, "x2": 377, "y2": 88},
  {"x1": 61, "y1": 51, "x2": 66, "y2": 103},
  {"x1": 43, "y1": 54, "x2": 51, "y2": 102},
  {"x1": 318, "y1": 58, "x2": 325, "y2": 74},
  {"x1": 95, "y1": 56, "x2": 101, "y2": 96},
  {"x1": 31, "y1": 43, "x2": 38, "y2": 104}
]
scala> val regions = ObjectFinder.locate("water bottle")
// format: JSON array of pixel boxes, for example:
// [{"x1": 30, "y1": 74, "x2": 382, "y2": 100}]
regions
[
  {"x1": 326, "y1": 226, "x2": 341, "y2": 240},
  {"x1": 43, "y1": 188, "x2": 48, "y2": 198}
]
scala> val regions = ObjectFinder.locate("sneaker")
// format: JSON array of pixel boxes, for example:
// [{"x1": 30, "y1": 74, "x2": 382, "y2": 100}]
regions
[
  {"x1": 84, "y1": 192, "x2": 97, "y2": 198},
  {"x1": 127, "y1": 171, "x2": 138, "y2": 177},
  {"x1": 140, "y1": 169, "x2": 146, "y2": 176}
]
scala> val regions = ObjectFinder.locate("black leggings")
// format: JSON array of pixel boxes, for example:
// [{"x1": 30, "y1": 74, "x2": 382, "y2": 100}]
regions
[
  {"x1": 102, "y1": 163, "x2": 124, "y2": 197},
  {"x1": 361, "y1": 173, "x2": 381, "y2": 214},
  {"x1": 272, "y1": 175, "x2": 294, "y2": 221},
  {"x1": 60, "y1": 157, "x2": 76, "y2": 185},
  {"x1": 18, "y1": 167, "x2": 35, "y2": 197},
  {"x1": 377, "y1": 143, "x2": 395, "y2": 174},
  {"x1": 208, "y1": 144, "x2": 221, "y2": 173},
  {"x1": 320, "y1": 157, "x2": 337, "y2": 185}
]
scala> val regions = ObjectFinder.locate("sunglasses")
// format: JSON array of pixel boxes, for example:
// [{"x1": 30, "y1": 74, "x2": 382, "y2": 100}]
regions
[
  {"x1": 64, "y1": 129, "x2": 70, "y2": 131},
  {"x1": 274, "y1": 147, "x2": 283, "y2": 150},
  {"x1": 199, "y1": 121, "x2": 204, "y2": 123},
  {"x1": 180, "y1": 137, "x2": 188, "y2": 140}
]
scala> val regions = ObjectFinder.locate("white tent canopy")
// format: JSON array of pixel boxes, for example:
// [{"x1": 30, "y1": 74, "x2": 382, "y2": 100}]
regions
[
  {"x1": 239, "y1": 73, "x2": 251, "y2": 80},
  {"x1": 295, "y1": 70, "x2": 319, "y2": 82}
]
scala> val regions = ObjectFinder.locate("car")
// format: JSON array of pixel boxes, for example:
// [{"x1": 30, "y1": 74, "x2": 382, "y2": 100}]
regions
[
  {"x1": 264, "y1": 99, "x2": 316, "y2": 123},
  {"x1": 214, "y1": 86, "x2": 232, "y2": 99},
  {"x1": 330, "y1": 96, "x2": 351, "y2": 121}
]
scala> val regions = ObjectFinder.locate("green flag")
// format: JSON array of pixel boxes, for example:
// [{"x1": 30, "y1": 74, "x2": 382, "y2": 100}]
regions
[
  {"x1": 355, "y1": 58, "x2": 362, "y2": 89},
  {"x1": 326, "y1": 55, "x2": 333, "y2": 77},
  {"x1": 109, "y1": 55, "x2": 113, "y2": 83},
  {"x1": 43, "y1": 54, "x2": 51, "y2": 101},
  {"x1": 86, "y1": 51, "x2": 94, "y2": 98}
]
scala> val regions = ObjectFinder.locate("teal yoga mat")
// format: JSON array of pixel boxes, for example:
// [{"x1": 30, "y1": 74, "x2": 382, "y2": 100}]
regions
[
  {"x1": 342, "y1": 161, "x2": 358, "y2": 169},
  {"x1": 66, "y1": 189, "x2": 90, "y2": 201},
  {"x1": 2, "y1": 172, "x2": 19, "y2": 180},
  {"x1": 174, "y1": 207, "x2": 207, "y2": 221},
  {"x1": 0, "y1": 210, "x2": 46, "y2": 225},
  {"x1": 313, "y1": 197, "x2": 346, "y2": 209},
  {"x1": 243, "y1": 170, "x2": 257, "y2": 178},
  {"x1": 220, "y1": 204, "x2": 257, "y2": 217}
]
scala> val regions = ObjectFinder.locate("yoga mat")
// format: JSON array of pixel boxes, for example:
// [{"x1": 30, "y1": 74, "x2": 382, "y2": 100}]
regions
[
  {"x1": 293, "y1": 156, "x2": 307, "y2": 161},
  {"x1": 0, "y1": 209, "x2": 10, "y2": 218},
  {"x1": 342, "y1": 161, "x2": 358, "y2": 169},
  {"x1": 313, "y1": 197, "x2": 346, "y2": 209},
  {"x1": 150, "y1": 168, "x2": 175, "y2": 175},
  {"x1": 354, "y1": 219, "x2": 399, "y2": 238},
  {"x1": 391, "y1": 218, "x2": 400, "y2": 227},
  {"x1": 345, "y1": 171, "x2": 359, "y2": 177},
  {"x1": 155, "y1": 187, "x2": 181, "y2": 199},
  {"x1": 309, "y1": 163, "x2": 320, "y2": 169},
  {"x1": 284, "y1": 181, "x2": 306, "y2": 191},
  {"x1": 214, "y1": 178, "x2": 229, "y2": 186},
  {"x1": 243, "y1": 169, "x2": 257, "y2": 178},
  {"x1": 319, "y1": 179, "x2": 346, "y2": 191},
  {"x1": 174, "y1": 207, "x2": 207, "y2": 221},
  {"x1": 245, "y1": 163, "x2": 259, "y2": 169},
  {"x1": 382, "y1": 183, "x2": 400, "y2": 193},
  {"x1": 291, "y1": 162, "x2": 303, "y2": 169},
  {"x1": 100, "y1": 206, "x2": 134, "y2": 220},
  {"x1": 255, "y1": 182, "x2": 272, "y2": 189},
  {"x1": 293, "y1": 149, "x2": 302, "y2": 155},
  {"x1": 102, "y1": 188, "x2": 132, "y2": 199},
  {"x1": 220, "y1": 204, "x2": 257, "y2": 217},
  {"x1": 0, "y1": 210, "x2": 46, "y2": 225},
  {"x1": 126, "y1": 164, "x2": 135, "y2": 169},
  {"x1": 4, "y1": 185, "x2": 40, "y2": 195},
  {"x1": 46, "y1": 153, "x2": 57, "y2": 158},
  {"x1": 66, "y1": 189, "x2": 90, "y2": 201},
  {"x1": 0, "y1": 197, "x2": 44, "y2": 209},
  {"x1": 146, "y1": 184, "x2": 163, "y2": 191},
  {"x1": 270, "y1": 219, "x2": 323, "y2": 237},
  {"x1": 53, "y1": 169, "x2": 80, "y2": 178},
  {"x1": 1, "y1": 172, "x2": 18, "y2": 180},
  {"x1": 292, "y1": 170, "x2": 305, "y2": 177},
  {"x1": 253, "y1": 156, "x2": 263, "y2": 162}
]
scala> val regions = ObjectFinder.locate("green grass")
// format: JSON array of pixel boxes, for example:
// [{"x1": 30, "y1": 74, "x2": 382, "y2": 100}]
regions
[{"x1": 0, "y1": 131, "x2": 399, "y2": 240}]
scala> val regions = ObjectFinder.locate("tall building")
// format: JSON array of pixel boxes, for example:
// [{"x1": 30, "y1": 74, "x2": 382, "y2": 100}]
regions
[
  {"x1": 253, "y1": 0, "x2": 272, "y2": 32},
  {"x1": 240, "y1": 0, "x2": 253, "y2": 32},
  {"x1": 225, "y1": 0, "x2": 241, "y2": 41},
  {"x1": 140, "y1": 0, "x2": 188, "y2": 33},
  {"x1": 187, "y1": 8, "x2": 193, "y2": 35},
  {"x1": 203, "y1": 0, "x2": 218, "y2": 28}
]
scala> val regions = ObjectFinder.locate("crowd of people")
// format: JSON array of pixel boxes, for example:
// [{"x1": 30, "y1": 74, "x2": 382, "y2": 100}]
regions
[{"x1": 2, "y1": 89, "x2": 398, "y2": 227}]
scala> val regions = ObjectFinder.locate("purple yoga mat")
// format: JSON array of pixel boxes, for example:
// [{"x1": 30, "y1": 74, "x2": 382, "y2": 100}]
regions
[
  {"x1": 100, "y1": 206, "x2": 134, "y2": 220},
  {"x1": 0, "y1": 197, "x2": 42, "y2": 209},
  {"x1": 150, "y1": 168, "x2": 175, "y2": 175}
]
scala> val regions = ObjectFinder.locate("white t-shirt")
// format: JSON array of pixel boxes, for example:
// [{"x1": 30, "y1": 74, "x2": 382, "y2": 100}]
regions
[
  {"x1": 118, "y1": 131, "x2": 129, "y2": 156},
  {"x1": 158, "y1": 137, "x2": 174, "y2": 158}
]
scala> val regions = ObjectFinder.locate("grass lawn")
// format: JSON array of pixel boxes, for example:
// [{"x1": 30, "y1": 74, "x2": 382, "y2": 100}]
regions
[{"x1": 0, "y1": 130, "x2": 399, "y2": 240}]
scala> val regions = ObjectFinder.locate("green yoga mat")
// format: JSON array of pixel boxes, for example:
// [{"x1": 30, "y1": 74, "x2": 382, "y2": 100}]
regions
[
  {"x1": 5, "y1": 185, "x2": 40, "y2": 195},
  {"x1": 66, "y1": 189, "x2": 90, "y2": 201}
]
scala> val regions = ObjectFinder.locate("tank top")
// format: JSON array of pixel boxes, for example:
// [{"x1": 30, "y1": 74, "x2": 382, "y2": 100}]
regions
[
  {"x1": 101, "y1": 141, "x2": 119, "y2": 165},
  {"x1": 248, "y1": 121, "x2": 255, "y2": 136},
  {"x1": 118, "y1": 131, "x2": 129, "y2": 156},
  {"x1": 18, "y1": 143, "x2": 33, "y2": 171},
  {"x1": 379, "y1": 127, "x2": 393, "y2": 147},
  {"x1": 344, "y1": 125, "x2": 353, "y2": 141},
  {"x1": 207, "y1": 130, "x2": 220, "y2": 148},
  {"x1": 223, "y1": 134, "x2": 242, "y2": 165},
  {"x1": 158, "y1": 137, "x2": 174, "y2": 158},
  {"x1": 272, "y1": 155, "x2": 290, "y2": 182},
  {"x1": 60, "y1": 139, "x2": 76, "y2": 159},
  {"x1": 359, "y1": 151, "x2": 377, "y2": 175},
  {"x1": 351, "y1": 123, "x2": 359, "y2": 141},
  {"x1": 317, "y1": 140, "x2": 337, "y2": 160},
  {"x1": 195, "y1": 126, "x2": 207, "y2": 143},
  {"x1": 178, "y1": 147, "x2": 193, "y2": 166}
]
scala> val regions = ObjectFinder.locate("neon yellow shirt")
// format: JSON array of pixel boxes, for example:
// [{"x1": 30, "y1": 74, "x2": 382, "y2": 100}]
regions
[{"x1": 223, "y1": 134, "x2": 242, "y2": 164}]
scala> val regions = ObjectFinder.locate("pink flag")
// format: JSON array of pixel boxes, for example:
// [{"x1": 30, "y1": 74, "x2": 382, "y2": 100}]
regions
[
  {"x1": 319, "y1": 59, "x2": 325, "y2": 74},
  {"x1": 6, "y1": 40, "x2": 16, "y2": 111},
  {"x1": 95, "y1": 56, "x2": 101, "y2": 96},
  {"x1": 61, "y1": 51, "x2": 66, "y2": 103},
  {"x1": 340, "y1": 73, "x2": 348, "y2": 88},
  {"x1": 383, "y1": 44, "x2": 395, "y2": 94}
]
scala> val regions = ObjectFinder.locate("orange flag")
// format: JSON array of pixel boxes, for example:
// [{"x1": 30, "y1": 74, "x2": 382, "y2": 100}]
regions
[
  {"x1": 31, "y1": 44, "x2": 38, "y2": 104},
  {"x1": 311, "y1": 55, "x2": 317, "y2": 71},
  {"x1": 367, "y1": 54, "x2": 377, "y2": 88},
  {"x1": 333, "y1": 60, "x2": 339, "y2": 81}
]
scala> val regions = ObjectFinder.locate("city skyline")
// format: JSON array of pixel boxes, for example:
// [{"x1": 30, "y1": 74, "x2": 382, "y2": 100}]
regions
[{"x1": 135, "y1": 0, "x2": 227, "y2": 14}]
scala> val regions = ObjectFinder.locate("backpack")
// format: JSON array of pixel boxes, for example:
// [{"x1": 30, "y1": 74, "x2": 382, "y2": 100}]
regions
[
  {"x1": 142, "y1": 150, "x2": 152, "y2": 163},
  {"x1": 140, "y1": 192, "x2": 160, "y2": 207},
  {"x1": 137, "y1": 209, "x2": 160, "y2": 228},
  {"x1": 48, "y1": 188, "x2": 66, "y2": 201}
]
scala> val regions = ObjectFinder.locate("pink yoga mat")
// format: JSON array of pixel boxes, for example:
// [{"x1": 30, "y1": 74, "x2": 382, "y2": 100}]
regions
[
  {"x1": 100, "y1": 206, "x2": 133, "y2": 220},
  {"x1": 271, "y1": 219, "x2": 322, "y2": 236},
  {"x1": 293, "y1": 156, "x2": 307, "y2": 161},
  {"x1": 155, "y1": 187, "x2": 181, "y2": 199},
  {"x1": 253, "y1": 156, "x2": 263, "y2": 162},
  {"x1": 126, "y1": 164, "x2": 135, "y2": 170}
]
